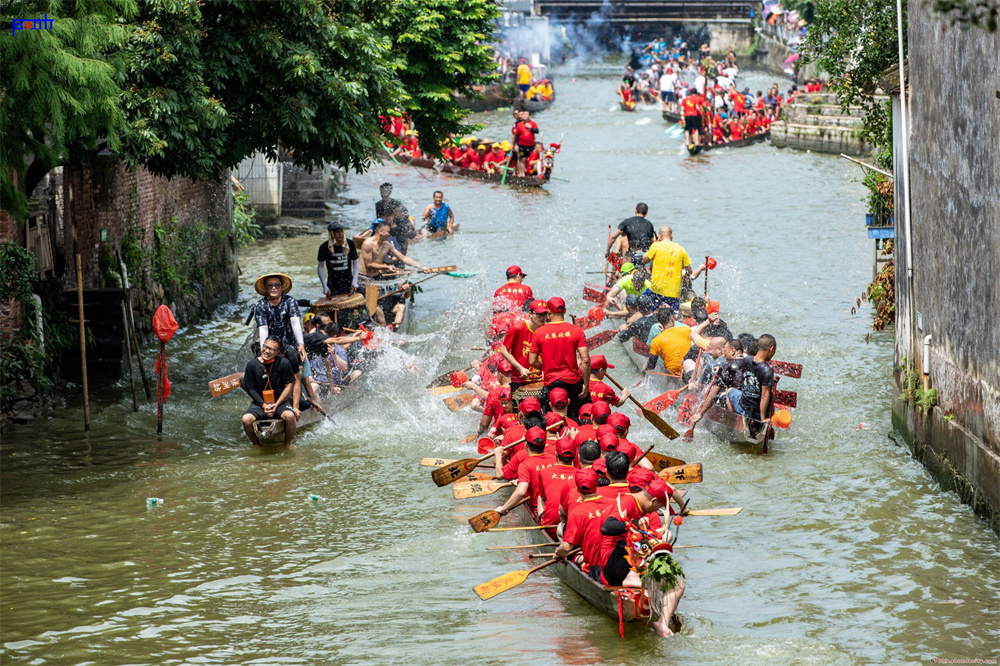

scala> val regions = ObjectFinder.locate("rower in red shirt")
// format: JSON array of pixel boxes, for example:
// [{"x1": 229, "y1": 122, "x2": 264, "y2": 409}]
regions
[
  {"x1": 546, "y1": 387, "x2": 580, "y2": 435},
  {"x1": 625, "y1": 466, "x2": 663, "y2": 530},
  {"x1": 559, "y1": 439, "x2": 601, "y2": 516},
  {"x1": 489, "y1": 309, "x2": 520, "y2": 344},
  {"x1": 538, "y1": 437, "x2": 580, "y2": 527},
  {"x1": 596, "y1": 479, "x2": 684, "y2": 637},
  {"x1": 499, "y1": 298, "x2": 546, "y2": 394},
  {"x1": 493, "y1": 426, "x2": 556, "y2": 515},
  {"x1": 468, "y1": 144, "x2": 487, "y2": 170},
  {"x1": 730, "y1": 119, "x2": 743, "y2": 141},
  {"x1": 588, "y1": 356, "x2": 630, "y2": 407},
  {"x1": 681, "y1": 92, "x2": 706, "y2": 148},
  {"x1": 554, "y1": 468, "x2": 614, "y2": 572},
  {"x1": 493, "y1": 265, "x2": 534, "y2": 313},
  {"x1": 528, "y1": 297, "x2": 591, "y2": 420},
  {"x1": 482, "y1": 143, "x2": 507, "y2": 174},
  {"x1": 596, "y1": 450, "x2": 631, "y2": 499},
  {"x1": 511, "y1": 110, "x2": 540, "y2": 177}
]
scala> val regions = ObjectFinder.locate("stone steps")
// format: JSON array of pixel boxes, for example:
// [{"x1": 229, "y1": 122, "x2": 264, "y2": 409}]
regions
[{"x1": 770, "y1": 121, "x2": 871, "y2": 157}]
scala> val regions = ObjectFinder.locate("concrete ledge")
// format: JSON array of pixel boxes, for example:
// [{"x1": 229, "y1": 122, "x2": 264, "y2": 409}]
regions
[
  {"x1": 892, "y1": 378, "x2": 1000, "y2": 537},
  {"x1": 769, "y1": 121, "x2": 871, "y2": 156}
]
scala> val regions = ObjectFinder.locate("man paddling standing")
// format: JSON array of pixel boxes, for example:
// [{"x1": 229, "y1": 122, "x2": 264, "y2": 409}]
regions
[
  {"x1": 317, "y1": 221, "x2": 359, "y2": 297},
  {"x1": 241, "y1": 337, "x2": 297, "y2": 448},
  {"x1": 607, "y1": 203, "x2": 656, "y2": 258},
  {"x1": 528, "y1": 297, "x2": 591, "y2": 420},
  {"x1": 499, "y1": 299, "x2": 547, "y2": 394}
]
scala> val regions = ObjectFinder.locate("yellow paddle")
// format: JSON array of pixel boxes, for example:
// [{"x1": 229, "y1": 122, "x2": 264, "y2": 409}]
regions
[
  {"x1": 453, "y1": 480, "x2": 512, "y2": 500},
  {"x1": 468, "y1": 497, "x2": 529, "y2": 533},
  {"x1": 474, "y1": 548, "x2": 579, "y2": 600},
  {"x1": 660, "y1": 463, "x2": 703, "y2": 484},
  {"x1": 685, "y1": 507, "x2": 742, "y2": 516},
  {"x1": 431, "y1": 420, "x2": 563, "y2": 487}
]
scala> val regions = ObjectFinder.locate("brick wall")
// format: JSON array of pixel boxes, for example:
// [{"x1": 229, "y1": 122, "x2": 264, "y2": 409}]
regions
[{"x1": 63, "y1": 157, "x2": 238, "y2": 328}]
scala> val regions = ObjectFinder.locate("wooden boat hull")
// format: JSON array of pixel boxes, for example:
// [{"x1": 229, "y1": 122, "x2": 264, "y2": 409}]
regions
[
  {"x1": 688, "y1": 130, "x2": 770, "y2": 155},
  {"x1": 412, "y1": 223, "x2": 460, "y2": 244},
  {"x1": 512, "y1": 503, "x2": 681, "y2": 632},
  {"x1": 662, "y1": 110, "x2": 683, "y2": 123},
  {"x1": 379, "y1": 151, "x2": 549, "y2": 189},
  {"x1": 518, "y1": 92, "x2": 556, "y2": 113}
]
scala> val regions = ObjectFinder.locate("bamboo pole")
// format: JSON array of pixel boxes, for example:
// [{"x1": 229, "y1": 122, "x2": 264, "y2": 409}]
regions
[
  {"x1": 76, "y1": 254, "x2": 90, "y2": 431},
  {"x1": 156, "y1": 340, "x2": 165, "y2": 434},
  {"x1": 122, "y1": 301, "x2": 138, "y2": 412},
  {"x1": 117, "y1": 250, "x2": 150, "y2": 400}
]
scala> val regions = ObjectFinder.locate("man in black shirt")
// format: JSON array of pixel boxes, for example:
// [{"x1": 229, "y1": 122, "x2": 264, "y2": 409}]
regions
[
  {"x1": 317, "y1": 220, "x2": 359, "y2": 296},
  {"x1": 241, "y1": 337, "x2": 297, "y2": 447},
  {"x1": 607, "y1": 203, "x2": 656, "y2": 258},
  {"x1": 725, "y1": 334, "x2": 777, "y2": 438},
  {"x1": 690, "y1": 338, "x2": 743, "y2": 427},
  {"x1": 375, "y1": 182, "x2": 415, "y2": 254},
  {"x1": 616, "y1": 294, "x2": 658, "y2": 344}
]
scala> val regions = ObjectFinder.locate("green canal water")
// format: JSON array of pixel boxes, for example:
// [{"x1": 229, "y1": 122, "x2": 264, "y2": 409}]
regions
[{"x1": 2, "y1": 65, "x2": 998, "y2": 665}]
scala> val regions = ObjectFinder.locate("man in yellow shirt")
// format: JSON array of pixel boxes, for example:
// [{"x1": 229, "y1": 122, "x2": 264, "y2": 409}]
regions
[
  {"x1": 644, "y1": 308, "x2": 710, "y2": 376},
  {"x1": 640, "y1": 226, "x2": 705, "y2": 312},
  {"x1": 517, "y1": 59, "x2": 533, "y2": 99}
]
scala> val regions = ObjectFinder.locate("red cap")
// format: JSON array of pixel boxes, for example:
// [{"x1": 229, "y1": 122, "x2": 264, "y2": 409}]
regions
[
  {"x1": 575, "y1": 468, "x2": 598, "y2": 493},
  {"x1": 489, "y1": 311, "x2": 517, "y2": 338},
  {"x1": 556, "y1": 436, "x2": 576, "y2": 458},
  {"x1": 545, "y1": 411, "x2": 564, "y2": 429},
  {"x1": 707, "y1": 300, "x2": 720, "y2": 314},
  {"x1": 498, "y1": 386, "x2": 512, "y2": 400},
  {"x1": 548, "y1": 387, "x2": 569, "y2": 407},
  {"x1": 608, "y1": 412, "x2": 631, "y2": 433},
  {"x1": 597, "y1": 424, "x2": 617, "y2": 440},
  {"x1": 506, "y1": 265, "x2": 525, "y2": 277},
  {"x1": 599, "y1": 431, "x2": 620, "y2": 452},
  {"x1": 528, "y1": 299, "x2": 549, "y2": 314},
  {"x1": 525, "y1": 426, "x2": 546, "y2": 446},
  {"x1": 497, "y1": 359, "x2": 513, "y2": 374},
  {"x1": 547, "y1": 297, "x2": 566, "y2": 313},
  {"x1": 578, "y1": 403, "x2": 593, "y2": 421},
  {"x1": 646, "y1": 478, "x2": 673, "y2": 505},
  {"x1": 518, "y1": 397, "x2": 542, "y2": 415},
  {"x1": 592, "y1": 458, "x2": 607, "y2": 476},
  {"x1": 590, "y1": 355, "x2": 614, "y2": 370},
  {"x1": 627, "y1": 466, "x2": 656, "y2": 491},
  {"x1": 591, "y1": 400, "x2": 612, "y2": 421}
]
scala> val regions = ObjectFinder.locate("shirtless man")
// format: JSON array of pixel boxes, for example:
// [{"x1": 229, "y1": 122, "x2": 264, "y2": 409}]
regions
[{"x1": 359, "y1": 220, "x2": 430, "y2": 327}]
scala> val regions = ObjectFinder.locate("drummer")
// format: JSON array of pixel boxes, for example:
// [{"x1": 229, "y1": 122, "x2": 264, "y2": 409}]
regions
[{"x1": 317, "y1": 220, "x2": 359, "y2": 297}]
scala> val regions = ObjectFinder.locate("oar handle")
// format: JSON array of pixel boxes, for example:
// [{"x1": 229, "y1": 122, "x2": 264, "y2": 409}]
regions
[
  {"x1": 604, "y1": 372, "x2": 643, "y2": 410},
  {"x1": 528, "y1": 547, "x2": 581, "y2": 573},
  {"x1": 377, "y1": 273, "x2": 440, "y2": 301},
  {"x1": 633, "y1": 444, "x2": 655, "y2": 467}
]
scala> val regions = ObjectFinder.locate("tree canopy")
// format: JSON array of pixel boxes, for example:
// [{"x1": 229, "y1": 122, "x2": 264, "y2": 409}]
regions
[{"x1": 1, "y1": 0, "x2": 500, "y2": 220}]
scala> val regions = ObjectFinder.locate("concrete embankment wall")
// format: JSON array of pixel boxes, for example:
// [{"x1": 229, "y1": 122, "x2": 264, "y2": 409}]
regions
[{"x1": 892, "y1": 3, "x2": 1000, "y2": 536}]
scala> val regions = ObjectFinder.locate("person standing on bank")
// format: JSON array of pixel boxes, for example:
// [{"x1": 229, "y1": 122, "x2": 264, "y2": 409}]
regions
[
  {"x1": 317, "y1": 221, "x2": 358, "y2": 297},
  {"x1": 607, "y1": 203, "x2": 656, "y2": 258},
  {"x1": 528, "y1": 297, "x2": 591, "y2": 420},
  {"x1": 241, "y1": 337, "x2": 297, "y2": 448}
]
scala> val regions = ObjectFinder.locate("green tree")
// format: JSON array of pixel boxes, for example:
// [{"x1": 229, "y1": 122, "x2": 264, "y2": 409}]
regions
[
  {"x1": 800, "y1": 0, "x2": 905, "y2": 146},
  {"x1": 0, "y1": 0, "x2": 137, "y2": 221}
]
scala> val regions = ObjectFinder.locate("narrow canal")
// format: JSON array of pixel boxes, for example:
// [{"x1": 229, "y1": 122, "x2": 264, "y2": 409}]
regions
[{"x1": 2, "y1": 64, "x2": 998, "y2": 664}]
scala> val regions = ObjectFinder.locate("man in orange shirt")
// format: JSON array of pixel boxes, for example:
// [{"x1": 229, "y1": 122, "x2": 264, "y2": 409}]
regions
[
  {"x1": 528, "y1": 296, "x2": 591, "y2": 420},
  {"x1": 493, "y1": 265, "x2": 534, "y2": 313}
]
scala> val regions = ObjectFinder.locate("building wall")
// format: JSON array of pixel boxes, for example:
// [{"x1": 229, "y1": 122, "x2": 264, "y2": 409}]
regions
[
  {"x1": 0, "y1": 210, "x2": 26, "y2": 340},
  {"x1": 893, "y1": 4, "x2": 1000, "y2": 534}
]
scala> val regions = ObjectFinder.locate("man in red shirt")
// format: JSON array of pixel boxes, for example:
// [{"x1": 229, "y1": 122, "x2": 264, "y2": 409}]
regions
[
  {"x1": 468, "y1": 144, "x2": 487, "y2": 170},
  {"x1": 511, "y1": 110, "x2": 540, "y2": 177},
  {"x1": 482, "y1": 143, "x2": 507, "y2": 174},
  {"x1": 493, "y1": 265, "x2": 534, "y2": 313},
  {"x1": 597, "y1": 428, "x2": 619, "y2": 457},
  {"x1": 499, "y1": 298, "x2": 547, "y2": 394},
  {"x1": 546, "y1": 387, "x2": 580, "y2": 435},
  {"x1": 494, "y1": 426, "x2": 556, "y2": 515},
  {"x1": 588, "y1": 355, "x2": 630, "y2": 407},
  {"x1": 538, "y1": 437, "x2": 580, "y2": 528},
  {"x1": 495, "y1": 401, "x2": 546, "y2": 479},
  {"x1": 529, "y1": 296, "x2": 591, "y2": 420},
  {"x1": 554, "y1": 468, "x2": 614, "y2": 572},
  {"x1": 596, "y1": 449, "x2": 632, "y2": 500},
  {"x1": 681, "y1": 91, "x2": 706, "y2": 148},
  {"x1": 559, "y1": 440, "x2": 601, "y2": 516}
]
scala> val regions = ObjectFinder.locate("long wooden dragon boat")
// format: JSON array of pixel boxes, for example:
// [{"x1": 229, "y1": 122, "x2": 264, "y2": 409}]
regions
[{"x1": 379, "y1": 150, "x2": 550, "y2": 188}]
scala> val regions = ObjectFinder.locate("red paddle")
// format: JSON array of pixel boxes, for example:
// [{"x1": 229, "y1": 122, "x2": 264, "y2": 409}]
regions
[{"x1": 642, "y1": 389, "x2": 683, "y2": 414}]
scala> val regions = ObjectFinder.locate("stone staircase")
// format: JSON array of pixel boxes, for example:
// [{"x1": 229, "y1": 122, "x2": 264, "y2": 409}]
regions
[
  {"x1": 769, "y1": 92, "x2": 874, "y2": 157},
  {"x1": 280, "y1": 164, "x2": 328, "y2": 220}
]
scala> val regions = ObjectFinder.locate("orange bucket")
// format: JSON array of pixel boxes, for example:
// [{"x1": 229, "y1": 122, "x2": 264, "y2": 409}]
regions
[{"x1": 773, "y1": 409, "x2": 792, "y2": 429}]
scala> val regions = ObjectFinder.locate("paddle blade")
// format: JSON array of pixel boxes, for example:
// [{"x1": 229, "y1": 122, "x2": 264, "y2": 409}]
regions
[
  {"x1": 431, "y1": 458, "x2": 479, "y2": 486},
  {"x1": 687, "y1": 507, "x2": 743, "y2": 516},
  {"x1": 659, "y1": 463, "x2": 703, "y2": 485},
  {"x1": 574, "y1": 316, "x2": 600, "y2": 331},
  {"x1": 459, "y1": 434, "x2": 478, "y2": 444},
  {"x1": 427, "y1": 385, "x2": 463, "y2": 395},
  {"x1": 447, "y1": 271, "x2": 479, "y2": 278},
  {"x1": 582, "y1": 284, "x2": 608, "y2": 304},
  {"x1": 365, "y1": 283, "x2": 378, "y2": 316},
  {"x1": 774, "y1": 389, "x2": 797, "y2": 408},
  {"x1": 420, "y1": 457, "x2": 456, "y2": 467},
  {"x1": 453, "y1": 480, "x2": 512, "y2": 499},
  {"x1": 681, "y1": 425, "x2": 696, "y2": 442},
  {"x1": 769, "y1": 360, "x2": 802, "y2": 378},
  {"x1": 474, "y1": 570, "x2": 529, "y2": 600},
  {"x1": 586, "y1": 329, "x2": 617, "y2": 351},
  {"x1": 643, "y1": 390, "x2": 681, "y2": 414},
  {"x1": 444, "y1": 393, "x2": 475, "y2": 412},
  {"x1": 641, "y1": 407, "x2": 680, "y2": 439},
  {"x1": 427, "y1": 265, "x2": 458, "y2": 273},
  {"x1": 208, "y1": 372, "x2": 243, "y2": 398},
  {"x1": 645, "y1": 452, "x2": 687, "y2": 472},
  {"x1": 468, "y1": 510, "x2": 502, "y2": 533},
  {"x1": 465, "y1": 472, "x2": 495, "y2": 481}
]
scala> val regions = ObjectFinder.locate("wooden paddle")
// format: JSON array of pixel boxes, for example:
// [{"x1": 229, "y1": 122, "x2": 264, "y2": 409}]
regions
[
  {"x1": 468, "y1": 497, "x2": 529, "y2": 533},
  {"x1": 659, "y1": 463, "x2": 703, "y2": 484},
  {"x1": 208, "y1": 372, "x2": 243, "y2": 398},
  {"x1": 365, "y1": 283, "x2": 378, "y2": 315},
  {"x1": 453, "y1": 480, "x2": 513, "y2": 499},
  {"x1": 474, "y1": 548, "x2": 579, "y2": 600},
  {"x1": 459, "y1": 434, "x2": 478, "y2": 444},
  {"x1": 486, "y1": 544, "x2": 559, "y2": 551},
  {"x1": 573, "y1": 315, "x2": 601, "y2": 331},
  {"x1": 685, "y1": 507, "x2": 742, "y2": 516},
  {"x1": 485, "y1": 525, "x2": 558, "y2": 532},
  {"x1": 426, "y1": 265, "x2": 458, "y2": 273},
  {"x1": 465, "y1": 472, "x2": 496, "y2": 482},
  {"x1": 430, "y1": 421, "x2": 562, "y2": 487},
  {"x1": 645, "y1": 451, "x2": 687, "y2": 471},
  {"x1": 642, "y1": 389, "x2": 683, "y2": 414},
  {"x1": 427, "y1": 363, "x2": 475, "y2": 389},
  {"x1": 528, "y1": 545, "x2": 701, "y2": 557},
  {"x1": 444, "y1": 393, "x2": 475, "y2": 412},
  {"x1": 603, "y1": 373, "x2": 680, "y2": 439},
  {"x1": 769, "y1": 360, "x2": 802, "y2": 378},
  {"x1": 420, "y1": 457, "x2": 493, "y2": 468},
  {"x1": 585, "y1": 329, "x2": 618, "y2": 351},
  {"x1": 632, "y1": 444, "x2": 654, "y2": 468},
  {"x1": 427, "y1": 385, "x2": 464, "y2": 395}
]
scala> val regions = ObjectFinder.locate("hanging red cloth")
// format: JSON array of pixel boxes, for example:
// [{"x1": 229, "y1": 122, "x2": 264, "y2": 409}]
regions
[
  {"x1": 154, "y1": 355, "x2": 171, "y2": 399},
  {"x1": 153, "y1": 305, "x2": 178, "y2": 342}
]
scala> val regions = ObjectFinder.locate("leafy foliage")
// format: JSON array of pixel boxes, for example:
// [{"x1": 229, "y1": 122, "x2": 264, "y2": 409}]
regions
[
  {"x1": 800, "y1": 0, "x2": 906, "y2": 146},
  {"x1": 0, "y1": 241, "x2": 36, "y2": 302},
  {"x1": 642, "y1": 553, "x2": 685, "y2": 591},
  {"x1": 232, "y1": 190, "x2": 261, "y2": 249},
  {"x1": 0, "y1": 0, "x2": 137, "y2": 220}
]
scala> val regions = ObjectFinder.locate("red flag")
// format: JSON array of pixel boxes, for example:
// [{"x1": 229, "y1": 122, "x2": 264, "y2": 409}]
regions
[{"x1": 153, "y1": 305, "x2": 178, "y2": 343}]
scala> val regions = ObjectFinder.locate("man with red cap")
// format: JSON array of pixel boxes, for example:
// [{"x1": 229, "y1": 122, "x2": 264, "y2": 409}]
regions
[
  {"x1": 577, "y1": 399, "x2": 610, "y2": 446},
  {"x1": 469, "y1": 360, "x2": 513, "y2": 438},
  {"x1": 547, "y1": 387, "x2": 580, "y2": 434},
  {"x1": 529, "y1": 296, "x2": 591, "y2": 420},
  {"x1": 554, "y1": 468, "x2": 615, "y2": 572},
  {"x1": 493, "y1": 265, "x2": 534, "y2": 313},
  {"x1": 494, "y1": 426, "x2": 555, "y2": 516},
  {"x1": 499, "y1": 299, "x2": 547, "y2": 393},
  {"x1": 596, "y1": 450, "x2": 631, "y2": 498},
  {"x1": 538, "y1": 437, "x2": 580, "y2": 528},
  {"x1": 600, "y1": 479, "x2": 685, "y2": 638},
  {"x1": 559, "y1": 440, "x2": 601, "y2": 517},
  {"x1": 588, "y1": 355, "x2": 630, "y2": 407}
]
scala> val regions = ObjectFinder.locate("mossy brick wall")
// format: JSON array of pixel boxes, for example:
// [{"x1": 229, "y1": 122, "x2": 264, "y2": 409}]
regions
[
  {"x1": 0, "y1": 210, "x2": 26, "y2": 340},
  {"x1": 63, "y1": 157, "x2": 238, "y2": 329}
]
